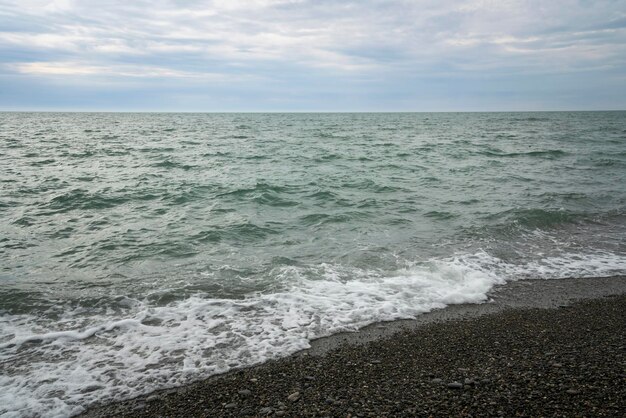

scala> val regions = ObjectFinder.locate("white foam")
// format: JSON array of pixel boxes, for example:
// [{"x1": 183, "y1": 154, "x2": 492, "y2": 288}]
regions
[{"x1": 1, "y1": 250, "x2": 625, "y2": 417}]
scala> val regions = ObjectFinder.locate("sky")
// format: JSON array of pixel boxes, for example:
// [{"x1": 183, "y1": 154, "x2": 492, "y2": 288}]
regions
[{"x1": 0, "y1": 0, "x2": 625, "y2": 111}]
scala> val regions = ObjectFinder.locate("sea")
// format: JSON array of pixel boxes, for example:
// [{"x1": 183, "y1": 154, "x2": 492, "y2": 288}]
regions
[{"x1": 1, "y1": 111, "x2": 625, "y2": 417}]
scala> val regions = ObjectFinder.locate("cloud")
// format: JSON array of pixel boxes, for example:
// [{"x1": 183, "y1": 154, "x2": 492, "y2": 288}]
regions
[
  {"x1": 0, "y1": 0, "x2": 624, "y2": 110},
  {"x1": 8, "y1": 61, "x2": 236, "y2": 79}
]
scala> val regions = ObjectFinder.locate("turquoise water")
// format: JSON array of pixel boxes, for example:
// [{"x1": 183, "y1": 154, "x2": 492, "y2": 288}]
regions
[{"x1": 1, "y1": 112, "x2": 625, "y2": 417}]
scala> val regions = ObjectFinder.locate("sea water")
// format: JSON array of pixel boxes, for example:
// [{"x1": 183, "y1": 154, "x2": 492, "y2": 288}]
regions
[{"x1": 1, "y1": 112, "x2": 625, "y2": 417}]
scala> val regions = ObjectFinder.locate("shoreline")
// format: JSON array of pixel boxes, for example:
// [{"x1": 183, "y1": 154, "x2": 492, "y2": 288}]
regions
[{"x1": 80, "y1": 275, "x2": 626, "y2": 417}]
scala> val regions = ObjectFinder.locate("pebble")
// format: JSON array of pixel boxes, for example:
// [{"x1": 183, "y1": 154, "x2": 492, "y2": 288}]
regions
[
  {"x1": 304, "y1": 375, "x2": 315, "y2": 381},
  {"x1": 275, "y1": 412, "x2": 286, "y2": 417},
  {"x1": 288, "y1": 391, "x2": 300, "y2": 402},
  {"x1": 259, "y1": 406, "x2": 273, "y2": 415},
  {"x1": 431, "y1": 378, "x2": 443, "y2": 384},
  {"x1": 447, "y1": 382, "x2": 463, "y2": 389},
  {"x1": 238, "y1": 389, "x2": 252, "y2": 397},
  {"x1": 225, "y1": 403, "x2": 237, "y2": 409},
  {"x1": 146, "y1": 395, "x2": 158, "y2": 402},
  {"x1": 566, "y1": 389, "x2": 580, "y2": 395}
]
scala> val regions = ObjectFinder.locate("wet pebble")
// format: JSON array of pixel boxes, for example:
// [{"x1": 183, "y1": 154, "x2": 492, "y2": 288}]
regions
[
  {"x1": 238, "y1": 389, "x2": 252, "y2": 397},
  {"x1": 259, "y1": 406, "x2": 273, "y2": 415}
]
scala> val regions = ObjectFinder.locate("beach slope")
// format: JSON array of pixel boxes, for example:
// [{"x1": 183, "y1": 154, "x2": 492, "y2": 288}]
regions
[{"x1": 81, "y1": 277, "x2": 626, "y2": 417}]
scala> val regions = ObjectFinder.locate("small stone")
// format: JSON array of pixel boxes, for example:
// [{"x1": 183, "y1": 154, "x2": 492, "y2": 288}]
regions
[
  {"x1": 371, "y1": 360, "x2": 381, "y2": 364},
  {"x1": 132, "y1": 402, "x2": 146, "y2": 411},
  {"x1": 304, "y1": 375, "x2": 315, "y2": 381},
  {"x1": 238, "y1": 389, "x2": 252, "y2": 397},
  {"x1": 288, "y1": 391, "x2": 300, "y2": 402},
  {"x1": 146, "y1": 394, "x2": 158, "y2": 402},
  {"x1": 259, "y1": 406, "x2": 273, "y2": 415},
  {"x1": 225, "y1": 403, "x2": 237, "y2": 409},
  {"x1": 566, "y1": 389, "x2": 580, "y2": 395},
  {"x1": 325, "y1": 397, "x2": 334, "y2": 404},
  {"x1": 249, "y1": 378, "x2": 258, "y2": 383},
  {"x1": 464, "y1": 378, "x2": 476, "y2": 386},
  {"x1": 447, "y1": 382, "x2": 463, "y2": 389},
  {"x1": 431, "y1": 378, "x2": 443, "y2": 384},
  {"x1": 457, "y1": 368, "x2": 469, "y2": 373},
  {"x1": 551, "y1": 363, "x2": 563, "y2": 368},
  {"x1": 275, "y1": 412, "x2": 286, "y2": 417}
]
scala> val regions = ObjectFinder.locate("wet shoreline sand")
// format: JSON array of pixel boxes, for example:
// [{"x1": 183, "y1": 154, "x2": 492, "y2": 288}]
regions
[{"x1": 81, "y1": 276, "x2": 626, "y2": 417}]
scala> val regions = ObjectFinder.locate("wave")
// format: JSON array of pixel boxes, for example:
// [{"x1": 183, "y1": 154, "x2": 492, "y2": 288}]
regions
[
  {"x1": 484, "y1": 208, "x2": 583, "y2": 229},
  {"x1": 2, "y1": 251, "x2": 625, "y2": 417},
  {"x1": 340, "y1": 179, "x2": 403, "y2": 193},
  {"x1": 424, "y1": 210, "x2": 458, "y2": 220},
  {"x1": 299, "y1": 211, "x2": 371, "y2": 226},
  {"x1": 477, "y1": 148, "x2": 567, "y2": 159},
  {"x1": 40, "y1": 189, "x2": 129, "y2": 213},
  {"x1": 252, "y1": 192, "x2": 299, "y2": 207},
  {"x1": 216, "y1": 182, "x2": 291, "y2": 198},
  {"x1": 152, "y1": 159, "x2": 195, "y2": 170},
  {"x1": 190, "y1": 222, "x2": 280, "y2": 243},
  {"x1": 305, "y1": 190, "x2": 339, "y2": 201},
  {"x1": 515, "y1": 117, "x2": 551, "y2": 122}
]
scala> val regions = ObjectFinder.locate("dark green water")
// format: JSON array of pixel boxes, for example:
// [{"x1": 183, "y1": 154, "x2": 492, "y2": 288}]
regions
[{"x1": 1, "y1": 112, "x2": 625, "y2": 416}]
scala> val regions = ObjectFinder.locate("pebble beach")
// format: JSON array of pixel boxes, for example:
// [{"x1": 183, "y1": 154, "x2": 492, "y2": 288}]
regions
[{"x1": 81, "y1": 276, "x2": 626, "y2": 417}]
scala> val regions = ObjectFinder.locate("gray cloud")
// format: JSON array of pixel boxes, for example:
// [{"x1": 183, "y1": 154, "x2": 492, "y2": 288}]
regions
[{"x1": 0, "y1": 0, "x2": 624, "y2": 110}]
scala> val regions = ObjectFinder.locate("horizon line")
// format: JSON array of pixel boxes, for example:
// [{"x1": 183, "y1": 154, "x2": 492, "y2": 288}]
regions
[{"x1": 1, "y1": 109, "x2": 625, "y2": 114}]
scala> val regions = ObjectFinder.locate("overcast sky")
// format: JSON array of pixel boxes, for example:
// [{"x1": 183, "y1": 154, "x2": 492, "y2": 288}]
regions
[{"x1": 0, "y1": 0, "x2": 625, "y2": 111}]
